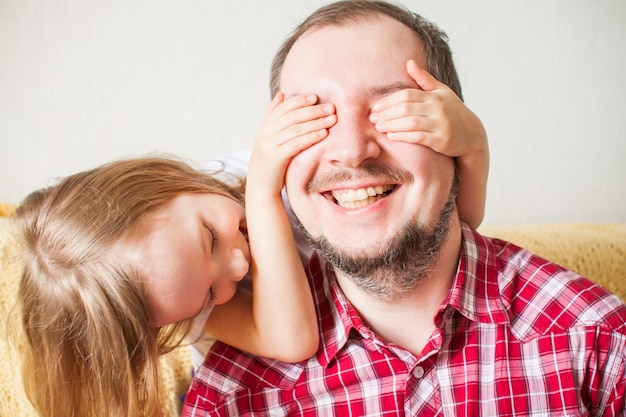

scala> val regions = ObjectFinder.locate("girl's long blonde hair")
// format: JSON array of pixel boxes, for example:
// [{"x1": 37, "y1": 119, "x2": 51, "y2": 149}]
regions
[{"x1": 16, "y1": 156, "x2": 244, "y2": 417}]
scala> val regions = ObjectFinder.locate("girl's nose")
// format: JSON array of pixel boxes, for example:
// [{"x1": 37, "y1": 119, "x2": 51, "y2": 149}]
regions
[{"x1": 230, "y1": 247, "x2": 249, "y2": 282}]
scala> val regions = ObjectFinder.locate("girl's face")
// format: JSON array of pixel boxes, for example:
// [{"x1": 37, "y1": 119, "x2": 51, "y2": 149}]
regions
[{"x1": 140, "y1": 193, "x2": 250, "y2": 327}]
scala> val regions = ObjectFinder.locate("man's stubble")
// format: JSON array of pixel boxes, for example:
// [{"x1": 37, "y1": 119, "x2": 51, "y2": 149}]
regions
[{"x1": 301, "y1": 172, "x2": 459, "y2": 303}]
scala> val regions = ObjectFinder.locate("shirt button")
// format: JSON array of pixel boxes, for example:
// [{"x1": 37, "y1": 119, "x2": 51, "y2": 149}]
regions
[{"x1": 412, "y1": 366, "x2": 424, "y2": 379}]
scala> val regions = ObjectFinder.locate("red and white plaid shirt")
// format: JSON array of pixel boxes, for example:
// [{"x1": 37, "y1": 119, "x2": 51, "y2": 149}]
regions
[{"x1": 181, "y1": 225, "x2": 626, "y2": 416}]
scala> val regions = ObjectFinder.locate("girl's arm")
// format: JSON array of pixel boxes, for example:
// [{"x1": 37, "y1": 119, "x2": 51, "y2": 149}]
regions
[
  {"x1": 370, "y1": 59, "x2": 489, "y2": 229},
  {"x1": 205, "y1": 93, "x2": 336, "y2": 362}
]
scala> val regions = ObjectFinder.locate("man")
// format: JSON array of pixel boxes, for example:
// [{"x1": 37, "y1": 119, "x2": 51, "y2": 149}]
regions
[{"x1": 182, "y1": 1, "x2": 626, "y2": 415}]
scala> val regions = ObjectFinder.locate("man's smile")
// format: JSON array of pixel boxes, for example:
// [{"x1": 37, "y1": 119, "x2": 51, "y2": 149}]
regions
[{"x1": 331, "y1": 184, "x2": 395, "y2": 209}]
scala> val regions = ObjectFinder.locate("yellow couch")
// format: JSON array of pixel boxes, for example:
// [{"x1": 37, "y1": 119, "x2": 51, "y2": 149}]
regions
[{"x1": 1, "y1": 202, "x2": 625, "y2": 415}]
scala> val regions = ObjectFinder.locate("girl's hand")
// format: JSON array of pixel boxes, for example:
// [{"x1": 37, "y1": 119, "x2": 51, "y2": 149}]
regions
[
  {"x1": 247, "y1": 93, "x2": 337, "y2": 197},
  {"x1": 369, "y1": 59, "x2": 487, "y2": 159},
  {"x1": 369, "y1": 60, "x2": 489, "y2": 228},
  {"x1": 218, "y1": 94, "x2": 332, "y2": 361}
]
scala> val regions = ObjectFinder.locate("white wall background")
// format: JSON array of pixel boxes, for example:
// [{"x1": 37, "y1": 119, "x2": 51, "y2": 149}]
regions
[{"x1": 1, "y1": 0, "x2": 625, "y2": 225}]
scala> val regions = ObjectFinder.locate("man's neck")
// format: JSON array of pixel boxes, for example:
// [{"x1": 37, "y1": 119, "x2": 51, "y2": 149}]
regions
[{"x1": 334, "y1": 218, "x2": 462, "y2": 356}]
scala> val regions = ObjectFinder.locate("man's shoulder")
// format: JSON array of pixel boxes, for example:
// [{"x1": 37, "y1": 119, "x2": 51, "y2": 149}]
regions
[{"x1": 192, "y1": 342, "x2": 306, "y2": 396}]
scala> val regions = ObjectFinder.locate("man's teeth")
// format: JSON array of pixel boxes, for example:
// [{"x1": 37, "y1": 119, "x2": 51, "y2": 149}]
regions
[{"x1": 332, "y1": 185, "x2": 393, "y2": 209}]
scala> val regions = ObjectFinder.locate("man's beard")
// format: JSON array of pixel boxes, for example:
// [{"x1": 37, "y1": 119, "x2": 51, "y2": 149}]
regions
[{"x1": 302, "y1": 173, "x2": 459, "y2": 303}]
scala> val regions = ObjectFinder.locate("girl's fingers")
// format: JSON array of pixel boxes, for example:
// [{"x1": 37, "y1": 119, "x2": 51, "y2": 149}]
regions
[
  {"x1": 270, "y1": 101, "x2": 335, "y2": 132},
  {"x1": 268, "y1": 93, "x2": 318, "y2": 119},
  {"x1": 372, "y1": 88, "x2": 427, "y2": 114},
  {"x1": 405, "y1": 59, "x2": 442, "y2": 92},
  {"x1": 256, "y1": 92, "x2": 336, "y2": 148},
  {"x1": 371, "y1": 101, "x2": 430, "y2": 126},
  {"x1": 261, "y1": 99, "x2": 335, "y2": 148},
  {"x1": 371, "y1": 60, "x2": 445, "y2": 118},
  {"x1": 265, "y1": 92, "x2": 285, "y2": 116},
  {"x1": 385, "y1": 130, "x2": 431, "y2": 144},
  {"x1": 260, "y1": 112, "x2": 336, "y2": 150},
  {"x1": 279, "y1": 127, "x2": 329, "y2": 156},
  {"x1": 374, "y1": 113, "x2": 435, "y2": 135}
]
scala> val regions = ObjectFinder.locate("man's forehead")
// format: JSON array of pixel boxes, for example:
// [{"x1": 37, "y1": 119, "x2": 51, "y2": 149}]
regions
[{"x1": 281, "y1": 17, "x2": 425, "y2": 97}]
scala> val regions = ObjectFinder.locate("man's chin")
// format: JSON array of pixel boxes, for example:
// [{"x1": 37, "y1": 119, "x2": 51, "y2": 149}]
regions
[{"x1": 308, "y1": 235, "x2": 388, "y2": 272}]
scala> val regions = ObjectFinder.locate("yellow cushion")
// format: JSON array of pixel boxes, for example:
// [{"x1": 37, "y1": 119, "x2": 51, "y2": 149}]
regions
[
  {"x1": 0, "y1": 203, "x2": 18, "y2": 217},
  {"x1": 479, "y1": 223, "x2": 626, "y2": 301},
  {"x1": 0, "y1": 212, "x2": 37, "y2": 416}
]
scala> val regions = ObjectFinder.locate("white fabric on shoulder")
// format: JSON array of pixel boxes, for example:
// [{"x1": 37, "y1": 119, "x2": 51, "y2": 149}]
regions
[{"x1": 197, "y1": 149, "x2": 251, "y2": 185}]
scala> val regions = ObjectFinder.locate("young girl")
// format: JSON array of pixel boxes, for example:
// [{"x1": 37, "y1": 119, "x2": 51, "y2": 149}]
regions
[{"x1": 16, "y1": 81, "x2": 488, "y2": 417}]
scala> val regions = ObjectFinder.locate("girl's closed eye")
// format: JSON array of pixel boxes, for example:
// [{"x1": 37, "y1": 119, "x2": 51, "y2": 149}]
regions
[
  {"x1": 205, "y1": 225, "x2": 217, "y2": 252},
  {"x1": 208, "y1": 287, "x2": 217, "y2": 305}
]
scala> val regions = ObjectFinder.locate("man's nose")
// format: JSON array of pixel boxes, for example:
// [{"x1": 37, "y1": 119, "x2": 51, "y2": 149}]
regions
[{"x1": 322, "y1": 104, "x2": 382, "y2": 168}]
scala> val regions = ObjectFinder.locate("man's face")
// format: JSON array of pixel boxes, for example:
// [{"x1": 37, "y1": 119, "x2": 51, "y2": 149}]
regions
[{"x1": 281, "y1": 16, "x2": 456, "y2": 264}]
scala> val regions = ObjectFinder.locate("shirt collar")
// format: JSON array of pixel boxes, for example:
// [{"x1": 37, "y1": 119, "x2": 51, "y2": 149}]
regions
[{"x1": 447, "y1": 224, "x2": 510, "y2": 325}]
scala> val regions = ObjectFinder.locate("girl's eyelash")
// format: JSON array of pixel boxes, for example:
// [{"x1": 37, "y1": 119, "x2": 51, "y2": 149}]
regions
[
  {"x1": 205, "y1": 225, "x2": 218, "y2": 249},
  {"x1": 208, "y1": 287, "x2": 217, "y2": 305}
]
